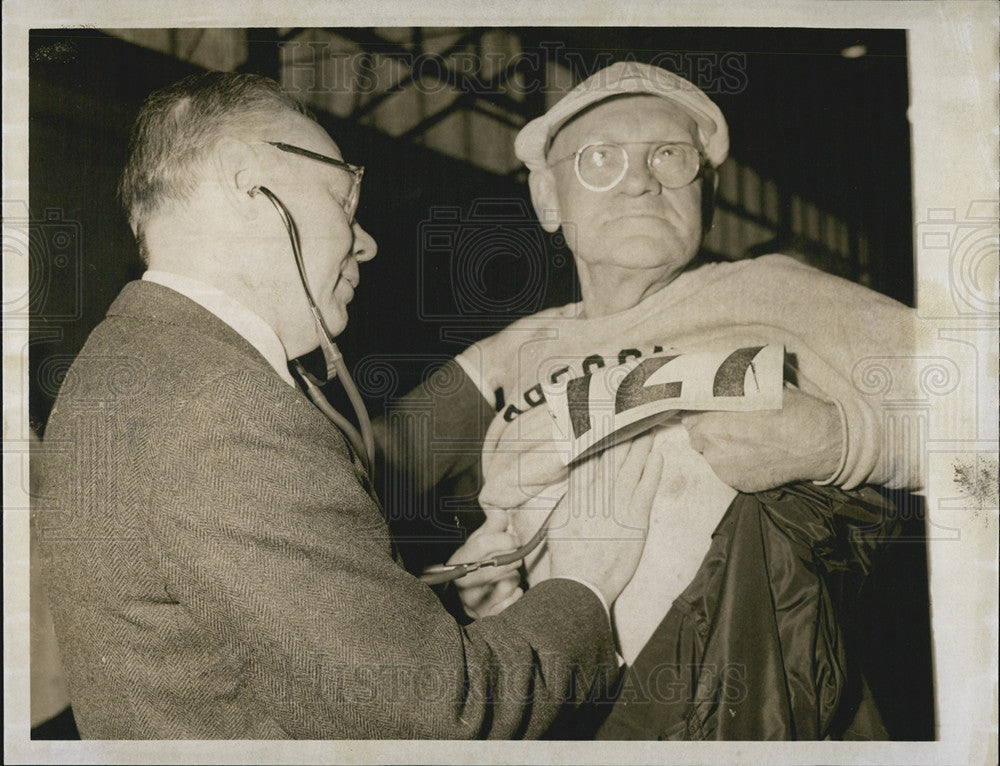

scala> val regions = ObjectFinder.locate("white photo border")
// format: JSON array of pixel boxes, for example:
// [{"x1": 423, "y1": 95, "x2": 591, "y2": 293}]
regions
[{"x1": 4, "y1": 1, "x2": 997, "y2": 764}]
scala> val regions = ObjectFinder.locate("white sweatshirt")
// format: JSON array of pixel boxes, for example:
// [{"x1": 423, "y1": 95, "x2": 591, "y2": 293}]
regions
[{"x1": 456, "y1": 254, "x2": 920, "y2": 662}]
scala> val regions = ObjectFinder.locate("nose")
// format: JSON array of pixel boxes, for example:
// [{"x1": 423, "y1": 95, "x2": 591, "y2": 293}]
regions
[
  {"x1": 352, "y1": 222, "x2": 377, "y2": 262},
  {"x1": 617, "y1": 148, "x2": 660, "y2": 196}
]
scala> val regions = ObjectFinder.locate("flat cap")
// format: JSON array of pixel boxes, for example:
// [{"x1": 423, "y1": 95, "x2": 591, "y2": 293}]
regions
[{"x1": 514, "y1": 61, "x2": 729, "y2": 171}]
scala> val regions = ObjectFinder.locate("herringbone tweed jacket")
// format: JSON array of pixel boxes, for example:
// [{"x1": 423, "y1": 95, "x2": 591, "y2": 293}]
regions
[{"x1": 36, "y1": 280, "x2": 617, "y2": 739}]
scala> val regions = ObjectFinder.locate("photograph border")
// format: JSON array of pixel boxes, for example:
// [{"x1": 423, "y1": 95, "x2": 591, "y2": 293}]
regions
[{"x1": 4, "y1": 2, "x2": 997, "y2": 764}]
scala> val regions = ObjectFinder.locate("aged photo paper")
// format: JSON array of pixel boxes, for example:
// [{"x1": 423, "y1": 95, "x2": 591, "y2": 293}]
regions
[{"x1": 4, "y1": 1, "x2": 997, "y2": 764}]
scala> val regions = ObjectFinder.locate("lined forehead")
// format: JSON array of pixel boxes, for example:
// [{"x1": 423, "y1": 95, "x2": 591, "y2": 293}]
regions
[{"x1": 549, "y1": 95, "x2": 700, "y2": 157}]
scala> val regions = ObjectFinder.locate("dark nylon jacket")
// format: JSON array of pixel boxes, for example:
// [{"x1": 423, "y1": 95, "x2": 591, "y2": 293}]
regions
[{"x1": 593, "y1": 482, "x2": 898, "y2": 740}]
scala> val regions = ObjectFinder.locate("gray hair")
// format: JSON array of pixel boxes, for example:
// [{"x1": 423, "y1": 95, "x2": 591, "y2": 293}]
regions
[{"x1": 117, "y1": 71, "x2": 312, "y2": 263}]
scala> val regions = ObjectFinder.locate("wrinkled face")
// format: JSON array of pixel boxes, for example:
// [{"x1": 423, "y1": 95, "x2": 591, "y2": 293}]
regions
[
  {"x1": 252, "y1": 114, "x2": 376, "y2": 341},
  {"x1": 547, "y1": 95, "x2": 705, "y2": 282}
]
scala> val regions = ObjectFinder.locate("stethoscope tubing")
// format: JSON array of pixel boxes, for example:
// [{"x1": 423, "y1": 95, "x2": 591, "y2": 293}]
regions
[
  {"x1": 251, "y1": 185, "x2": 376, "y2": 478},
  {"x1": 418, "y1": 498, "x2": 562, "y2": 585}
]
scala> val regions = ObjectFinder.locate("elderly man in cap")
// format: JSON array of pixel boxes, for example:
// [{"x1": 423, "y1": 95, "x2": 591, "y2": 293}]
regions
[
  {"x1": 381, "y1": 61, "x2": 920, "y2": 740},
  {"x1": 34, "y1": 70, "x2": 667, "y2": 739}
]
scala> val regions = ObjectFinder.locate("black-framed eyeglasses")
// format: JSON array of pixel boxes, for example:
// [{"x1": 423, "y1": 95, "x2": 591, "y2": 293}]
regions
[
  {"x1": 549, "y1": 141, "x2": 707, "y2": 193},
  {"x1": 257, "y1": 141, "x2": 365, "y2": 224}
]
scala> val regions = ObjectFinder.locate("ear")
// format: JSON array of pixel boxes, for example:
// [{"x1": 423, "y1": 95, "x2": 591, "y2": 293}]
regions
[
  {"x1": 212, "y1": 137, "x2": 260, "y2": 218},
  {"x1": 527, "y1": 168, "x2": 562, "y2": 234}
]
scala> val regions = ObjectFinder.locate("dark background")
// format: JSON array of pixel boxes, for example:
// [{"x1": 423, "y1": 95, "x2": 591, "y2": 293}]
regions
[{"x1": 27, "y1": 27, "x2": 932, "y2": 740}]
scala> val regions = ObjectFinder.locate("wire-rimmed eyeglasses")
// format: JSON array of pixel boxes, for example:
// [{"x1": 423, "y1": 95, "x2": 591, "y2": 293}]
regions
[
  {"x1": 257, "y1": 141, "x2": 365, "y2": 224},
  {"x1": 548, "y1": 141, "x2": 707, "y2": 193}
]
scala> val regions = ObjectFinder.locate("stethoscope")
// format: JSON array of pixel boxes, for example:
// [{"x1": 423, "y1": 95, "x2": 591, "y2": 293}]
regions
[
  {"x1": 248, "y1": 185, "x2": 375, "y2": 479},
  {"x1": 417, "y1": 500, "x2": 560, "y2": 585},
  {"x1": 249, "y1": 183, "x2": 552, "y2": 585}
]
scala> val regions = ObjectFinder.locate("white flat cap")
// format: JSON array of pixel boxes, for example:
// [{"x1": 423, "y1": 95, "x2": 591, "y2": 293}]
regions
[{"x1": 514, "y1": 61, "x2": 729, "y2": 171}]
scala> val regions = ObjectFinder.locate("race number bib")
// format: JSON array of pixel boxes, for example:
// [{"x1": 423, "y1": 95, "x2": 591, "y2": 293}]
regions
[{"x1": 545, "y1": 345, "x2": 785, "y2": 463}]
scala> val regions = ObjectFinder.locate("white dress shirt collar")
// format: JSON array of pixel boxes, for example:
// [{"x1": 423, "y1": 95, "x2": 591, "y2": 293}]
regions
[{"x1": 142, "y1": 270, "x2": 296, "y2": 388}]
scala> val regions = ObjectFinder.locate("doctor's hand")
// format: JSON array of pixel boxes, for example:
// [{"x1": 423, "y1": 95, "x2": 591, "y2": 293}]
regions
[
  {"x1": 479, "y1": 405, "x2": 569, "y2": 513},
  {"x1": 449, "y1": 513, "x2": 524, "y2": 619},
  {"x1": 680, "y1": 385, "x2": 843, "y2": 493},
  {"x1": 547, "y1": 433, "x2": 663, "y2": 606}
]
